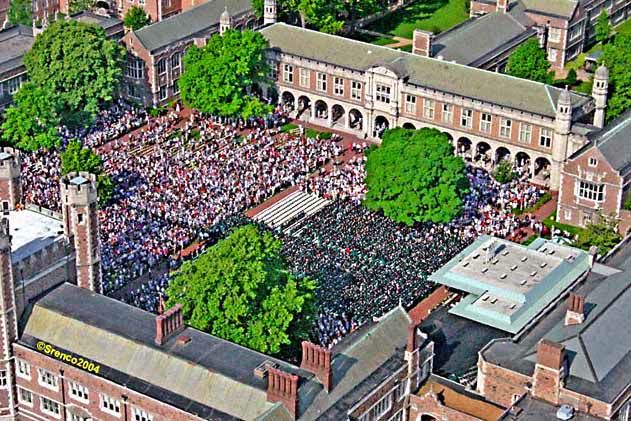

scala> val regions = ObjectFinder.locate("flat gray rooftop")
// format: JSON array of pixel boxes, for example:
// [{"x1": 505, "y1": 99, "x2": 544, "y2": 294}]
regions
[
  {"x1": 431, "y1": 236, "x2": 590, "y2": 333},
  {"x1": 0, "y1": 26, "x2": 34, "y2": 75},
  {"x1": 8, "y1": 209, "x2": 64, "y2": 263}
]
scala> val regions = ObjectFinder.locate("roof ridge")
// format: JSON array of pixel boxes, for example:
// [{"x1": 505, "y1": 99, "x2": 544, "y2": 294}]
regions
[
  {"x1": 577, "y1": 334, "x2": 599, "y2": 383},
  {"x1": 577, "y1": 279, "x2": 631, "y2": 334}
]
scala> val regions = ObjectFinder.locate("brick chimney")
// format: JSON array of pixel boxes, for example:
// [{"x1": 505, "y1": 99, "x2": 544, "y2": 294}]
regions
[
  {"x1": 155, "y1": 304, "x2": 184, "y2": 345},
  {"x1": 497, "y1": 0, "x2": 509, "y2": 13},
  {"x1": 532, "y1": 340, "x2": 565, "y2": 404},
  {"x1": 412, "y1": 30, "x2": 433, "y2": 57},
  {"x1": 407, "y1": 322, "x2": 419, "y2": 353},
  {"x1": 267, "y1": 367, "x2": 299, "y2": 418},
  {"x1": 300, "y1": 341, "x2": 332, "y2": 392},
  {"x1": 564, "y1": 293, "x2": 585, "y2": 326}
]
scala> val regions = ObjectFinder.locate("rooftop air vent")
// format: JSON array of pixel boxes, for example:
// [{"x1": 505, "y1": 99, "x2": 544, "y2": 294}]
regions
[
  {"x1": 481, "y1": 267, "x2": 488, "y2": 273},
  {"x1": 540, "y1": 262, "x2": 547, "y2": 268},
  {"x1": 521, "y1": 256, "x2": 528, "y2": 262},
  {"x1": 462, "y1": 261, "x2": 469, "y2": 267},
  {"x1": 531, "y1": 271, "x2": 537, "y2": 277},
  {"x1": 520, "y1": 279, "x2": 527, "y2": 286},
  {"x1": 502, "y1": 250, "x2": 509, "y2": 256},
  {"x1": 511, "y1": 265, "x2": 518, "y2": 271},
  {"x1": 491, "y1": 298, "x2": 498, "y2": 304},
  {"x1": 500, "y1": 273, "x2": 508, "y2": 279}
]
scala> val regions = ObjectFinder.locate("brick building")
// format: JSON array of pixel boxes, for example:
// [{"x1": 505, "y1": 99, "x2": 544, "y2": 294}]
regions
[
  {"x1": 469, "y1": 0, "x2": 631, "y2": 69},
  {"x1": 476, "y1": 241, "x2": 631, "y2": 420},
  {"x1": 121, "y1": 0, "x2": 257, "y2": 106},
  {"x1": 260, "y1": 23, "x2": 608, "y2": 190},
  {"x1": 557, "y1": 108, "x2": 631, "y2": 235},
  {"x1": 0, "y1": 13, "x2": 122, "y2": 112}
]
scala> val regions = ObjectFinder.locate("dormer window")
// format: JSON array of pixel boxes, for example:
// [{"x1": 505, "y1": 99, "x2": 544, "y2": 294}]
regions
[{"x1": 588, "y1": 157, "x2": 597, "y2": 167}]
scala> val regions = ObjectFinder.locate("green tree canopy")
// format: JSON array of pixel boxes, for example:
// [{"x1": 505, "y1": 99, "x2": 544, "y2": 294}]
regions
[
  {"x1": 7, "y1": 0, "x2": 32, "y2": 26},
  {"x1": 1, "y1": 82, "x2": 62, "y2": 151},
  {"x1": 179, "y1": 30, "x2": 272, "y2": 119},
  {"x1": 23, "y1": 19, "x2": 126, "y2": 128},
  {"x1": 363, "y1": 128, "x2": 469, "y2": 225},
  {"x1": 69, "y1": 0, "x2": 93, "y2": 14},
  {"x1": 595, "y1": 10, "x2": 610, "y2": 44},
  {"x1": 124, "y1": 6, "x2": 151, "y2": 31},
  {"x1": 600, "y1": 34, "x2": 631, "y2": 122},
  {"x1": 493, "y1": 159, "x2": 517, "y2": 184},
  {"x1": 576, "y1": 215, "x2": 621, "y2": 254},
  {"x1": 506, "y1": 39, "x2": 552, "y2": 84},
  {"x1": 166, "y1": 225, "x2": 316, "y2": 355},
  {"x1": 60, "y1": 141, "x2": 114, "y2": 204}
]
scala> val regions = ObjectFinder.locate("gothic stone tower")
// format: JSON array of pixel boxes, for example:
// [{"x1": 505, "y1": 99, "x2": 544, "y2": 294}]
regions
[
  {"x1": 0, "y1": 148, "x2": 21, "y2": 212},
  {"x1": 60, "y1": 172, "x2": 102, "y2": 294},
  {"x1": 0, "y1": 219, "x2": 18, "y2": 418}
]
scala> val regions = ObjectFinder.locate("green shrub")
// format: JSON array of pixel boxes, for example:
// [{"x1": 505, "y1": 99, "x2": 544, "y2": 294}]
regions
[{"x1": 493, "y1": 160, "x2": 516, "y2": 184}]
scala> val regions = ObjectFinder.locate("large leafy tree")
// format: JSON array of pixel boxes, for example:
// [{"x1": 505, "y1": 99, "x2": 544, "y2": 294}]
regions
[
  {"x1": 123, "y1": 6, "x2": 151, "y2": 31},
  {"x1": 166, "y1": 225, "x2": 316, "y2": 355},
  {"x1": 7, "y1": 0, "x2": 32, "y2": 26},
  {"x1": 600, "y1": 34, "x2": 631, "y2": 122},
  {"x1": 506, "y1": 39, "x2": 552, "y2": 84},
  {"x1": 364, "y1": 128, "x2": 469, "y2": 225},
  {"x1": 253, "y1": 0, "x2": 350, "y2": 34},
  {"x1": 179, "y1": 30, "x2": 272, "y2": 119},
  {"x1": 0, "y1": 83, "x2": 62, "y2": 151},
  {"x1": 576, "y1": 215, "x2": 621, "y2": 254},
  {"x1": 60, "y1": 141, "x2": 114, "y2": 204},
  {"x1": 23, "y1": 19, "x2": 126, "y2": 128},
  {"x1": 595, "y1": 10, "x2": 610, "y2": 44}
]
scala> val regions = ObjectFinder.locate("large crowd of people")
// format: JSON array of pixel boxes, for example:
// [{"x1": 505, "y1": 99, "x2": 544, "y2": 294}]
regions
[{"x1": 18, "y1": 98, "x2": 551, "y2": 348}]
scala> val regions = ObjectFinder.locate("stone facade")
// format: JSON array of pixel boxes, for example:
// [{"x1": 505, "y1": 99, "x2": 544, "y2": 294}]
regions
[
  {"x1": 267, "y1": 42, "x2": 599, "y2": 189},
  {"x1": 470, "y1": 0, "x2": 631, "y2": 69}
]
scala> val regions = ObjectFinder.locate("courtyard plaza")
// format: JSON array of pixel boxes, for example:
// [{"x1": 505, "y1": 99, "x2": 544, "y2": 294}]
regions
[{"x1": 21, "y1": 101, "x2": 551, "y2": 348}]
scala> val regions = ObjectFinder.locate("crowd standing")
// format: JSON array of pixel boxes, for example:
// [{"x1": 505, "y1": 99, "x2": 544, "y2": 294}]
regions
[{"x1": 19, "y1": 100, "x2": 551, "y2": 348}]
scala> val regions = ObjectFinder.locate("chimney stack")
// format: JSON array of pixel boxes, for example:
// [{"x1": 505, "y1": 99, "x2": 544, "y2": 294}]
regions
[
  {"x1": 267, "y1": 367, "x2": 299, "y2": 418},
  {"x1": 533, "y1": 340, "x2": 565, "y2": 403},
  {"x1": 412, "y1": 30, "x2": 433, "y2": 57},
  {"x1": 497, "y1": 0, "x2": 509, "y2": 13},
  {"x1": 406, "y1": 322, "x2": 419, "y2": 353},
  {"x1": 155, "y1": 304, "x2": 184, "y2": 345},
  {"x1": 564, "y1": 293, "x2": 585, "y2": 326},
  {"x1": 300, "y1": 341, "x2": 332, "y2": 392}
]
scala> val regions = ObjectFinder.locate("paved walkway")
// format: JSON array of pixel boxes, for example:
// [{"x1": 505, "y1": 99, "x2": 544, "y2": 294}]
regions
[{"x1": 384, "y1": 36, "x2": 412, "y2": 49}]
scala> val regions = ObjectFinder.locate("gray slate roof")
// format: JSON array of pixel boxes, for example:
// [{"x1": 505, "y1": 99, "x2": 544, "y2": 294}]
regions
[
  {"x1": 133, "y1": 0, "x2": 253, "y2": 52},
  {"x1": 0, "y1": 25, "x2": 33, "y2": 75},
  {"x1": 521, "y1": 0, "x2": 578, "y2": 18},
  {"x1": 298, "y1": 306, "x2": 411, "y2": 420},
  {"x1": 260, "y1": 23, "x2": 591, "y2": 118},
  {"x1": 500, "y1": 394, "x2": 603, "y2": 420},
  {"x1": 433, "y1": 8, "x2": 534, "y2": 66},
  {"x1": 21, "y1": 283, "x2": 305, "y2": 420},
  {"x1": 590, "y1": 110, "x2": 631, "y2": 173},
  {"x1": 482, "y1": 242, "x2": 631, "y2": 403}
]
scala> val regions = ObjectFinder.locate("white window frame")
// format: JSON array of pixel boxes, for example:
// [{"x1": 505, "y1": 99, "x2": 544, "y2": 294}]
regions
[
  {"x1": 69, "y1": 381, "x2": 89, "y2": 403},
  {"x1": 404, "y1": 94, "x2": 416, "y2": 114},
  {"x1": 588, "y1": 157, "x2": 598, "y2": 167},
  {"x1": 519, "y1": 123, "x2": 532, "y2": 143},
  {"x1": 283, "y1": 64, "x2": 293, "y2": 83},
  {"x1": 548, "y1": 27, "x2": 562, "y2": 43},
  {"x1": 460, "y1": 109, "x2": 473, "y2": 128},
  {"x1": 299, "y1": 68, "x2": 310, "y2": 88},
  {"x1": 40, "y1": 397, "x2": 61, "y2": 419},
  {"x1": 564, "y1": 208, "x2": 572, "y2": 221},
  {"x1": 316, "y1": 72, "x2": 327, "y2": 92},
  {"x1": 170, "y1": 53, "x2": 181, "y2": 71},
  {"x1": 578, "y1": 181, "x2": 605, "y2": 202},
  {"x1": 156, "y1": 58, "x2": 166, "y2": 76},
  {"x1": 158, "y1": 85, "x2": 168, "y2": 101},
  {"x1": 17, "y1": 387, "x2": 33, "y2": 407},
  {"x1": 442, "y1": 103, "x2": 453, "y2": 123},
  {"x1": 37, "y1": 368, "x2": 58, "y2": 391},
  {"x1": 548, "y1": 48, "x2": 558, "y2": 62},
  {"x1": 334, "y1": 77, "x2": 344, "y2": 96},
  {"x1": 358, "y1": 391, "x2": 394, "y2": 421},
  {"x1": 100, "y1": 393, "x2": 121, "y2": 417},
  {"x1": 351, "y1": 81, "x2": 362, "y2": 100},
  {"x1": 423, "y1": 98, "x2": 434, "y2": 119},
  {"x1": 126, "y1": 58, "x2": 144, "y2": 80},
  {"x1": 0, "y1": 370, "x2": 8, "y2": 388},
  {"x1": 480, "y1": 112, "x2": 492, "y2": 133},
  {"x1": 540, "y1": 128, "x2": 552, "y2": 148},
  {"x1": 375, "y1": 84, "x2": 391, "y2": 104},
  {"x1": 500, "y1": 118, "x2": 512, "y2": 138},
  {"x1": 16, "y1": 359, "x2": 30, "y2": 380},
  {"x1": 132, "y1": 407, "x2": 154, "y2": 421}
]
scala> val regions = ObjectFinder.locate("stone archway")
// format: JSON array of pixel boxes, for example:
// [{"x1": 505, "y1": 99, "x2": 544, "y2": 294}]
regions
[
  {"x1": 475, "y1": 141, "x2": 492, "y2": 165},
  {"x1": 419, "y1": 415, "x2": 438, "y2": 421},
  {"x1": 515, "y1": 151, "x2": 532, "y2": 178},
  {"x1": 403, "y1": 122, "x2": 416, "y2": 130},
  {"x1": 314, "y1": 100, "x2": 328, "y2": 121},
  {"x1": 374, "y1": 115, "x2": 389, "y2": 138},
  {"x1": 94, "y1": 0, "x2": 110, "y2": 8},
  {"x1": 267, "y1": 87, "x2": 278, "y2": 104},
  {"x1": 331, "y1": 104, "x2": 345, "y2": 127},
  {"x1": 349, "y1": 108, "x2": 363, "y2": 131},
  {"x1": 281, "y1": 91, "x2": 295, "y2": 112},
  {"x1": 457, "y1": 137, "x2": 472, "y2": 160},
  {"x1": 495, "y1": 146, "x2": 511, "y2": 164},
  {"x1": 535, "y1": 157, "x2": 551, "y2": 183},
  {"x1": 297, "y1": 95, "x2": 311, "y2": 118},
  {"x1": 246, "y1": 18, "x2": 256, "y2": 29}
]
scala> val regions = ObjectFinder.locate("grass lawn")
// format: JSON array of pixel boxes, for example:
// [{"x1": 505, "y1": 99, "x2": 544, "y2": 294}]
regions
[
  {"x1": 614, "y1": 18, "x2": 631, "y2": 36},
  {"x1": 366, "y1": 0, "x2": 469, "y2": 39},
  {"x1": 397, "y1": 44, "x2": 413, "y2": 52},
  {"x1": 346, "y1": 31, "x2": 394, "y2": 46},
  {"x1": 544, "y1": 211, "x2": 586, "y2": 238}
]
